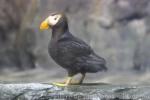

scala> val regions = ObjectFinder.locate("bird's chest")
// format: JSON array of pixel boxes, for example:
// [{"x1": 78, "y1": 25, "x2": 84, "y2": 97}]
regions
[
  {"x1": 49, "y1": 41, "x2": 59, "y2": 61},
  {"x1": 49, "y1": 40, "x2": 73, "y2": 67}
]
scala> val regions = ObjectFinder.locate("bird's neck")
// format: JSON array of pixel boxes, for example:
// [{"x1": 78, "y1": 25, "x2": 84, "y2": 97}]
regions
[{"x1": 51, "y1": 26, "x2": 69, "y2": 39}]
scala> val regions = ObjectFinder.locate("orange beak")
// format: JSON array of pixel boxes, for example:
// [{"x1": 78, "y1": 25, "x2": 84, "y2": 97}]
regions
[{"x1": 40, "y1": 20, "x2": 49, "y2": 30}]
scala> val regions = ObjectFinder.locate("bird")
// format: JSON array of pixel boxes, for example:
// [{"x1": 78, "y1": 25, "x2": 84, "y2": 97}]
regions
[{"x1": 40, "y1": 12, "x2": 107, "y2": 86}]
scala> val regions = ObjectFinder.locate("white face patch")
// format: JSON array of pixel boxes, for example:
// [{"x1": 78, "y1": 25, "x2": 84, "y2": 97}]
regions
[{"x1": 47, "y1": 14, "x2": 62, "y2": 26}]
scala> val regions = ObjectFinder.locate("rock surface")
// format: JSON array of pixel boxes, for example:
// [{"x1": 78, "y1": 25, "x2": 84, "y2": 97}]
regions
[{"x1": 0, "y1": 83, "x2": 150, "y2": 100}]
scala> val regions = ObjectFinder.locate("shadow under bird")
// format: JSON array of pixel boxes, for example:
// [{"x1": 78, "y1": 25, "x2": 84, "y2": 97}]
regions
[{"x1": 40, "y1": 13, "x2": 107, "y2": 86}]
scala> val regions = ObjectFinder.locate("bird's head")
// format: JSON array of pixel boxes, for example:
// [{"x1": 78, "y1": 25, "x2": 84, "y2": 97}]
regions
[{"x1": 40, "y1": 13, "x2": 68, "y2": 30}]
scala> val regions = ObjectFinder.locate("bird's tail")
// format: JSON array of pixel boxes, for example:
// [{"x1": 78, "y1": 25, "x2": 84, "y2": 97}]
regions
[
  {"x1": 98, "y1": 64, "x2": 107, "y2": 72},
  {"x1": 85, "y1": 53, "x2": 107, "y2": 72}
]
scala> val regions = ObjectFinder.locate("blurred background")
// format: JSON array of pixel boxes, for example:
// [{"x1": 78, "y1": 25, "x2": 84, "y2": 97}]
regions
[{"x1": 0, "y1": 0, "x2": 150, "y2": 84}]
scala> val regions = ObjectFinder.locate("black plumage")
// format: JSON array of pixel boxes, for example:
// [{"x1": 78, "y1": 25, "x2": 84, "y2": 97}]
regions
[{"x1": 40, "y1": 13, "x2": 107, "y2": 86}]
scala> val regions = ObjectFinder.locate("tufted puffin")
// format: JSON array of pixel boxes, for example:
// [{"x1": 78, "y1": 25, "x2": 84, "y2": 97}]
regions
[{"x1": 40, "y1": 13, "x2": 107, "y2": 86}]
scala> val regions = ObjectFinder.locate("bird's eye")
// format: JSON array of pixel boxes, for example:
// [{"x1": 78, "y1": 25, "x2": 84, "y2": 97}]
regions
[{"x1": 54, "y1": 17, "x2": 57, "y2": 20}]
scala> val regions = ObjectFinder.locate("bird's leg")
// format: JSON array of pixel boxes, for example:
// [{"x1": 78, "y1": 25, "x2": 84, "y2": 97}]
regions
[
  {"x1": 64, "y1": 76, "x2": 72, "y2": 85},
  {"x1": 52, "y1": 76, "x2": 73, "y2": 86},
  {"x1": 66, "y1": 73, "x2": 86, "y2": 85},
  {"x1": 78, "y1": 73, "x2": 86, "y2": 84}
]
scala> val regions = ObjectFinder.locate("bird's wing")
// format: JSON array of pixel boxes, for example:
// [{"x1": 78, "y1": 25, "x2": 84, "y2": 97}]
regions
[{"x1": 58, "y1": 38, "x2": 93, "y2": 57}]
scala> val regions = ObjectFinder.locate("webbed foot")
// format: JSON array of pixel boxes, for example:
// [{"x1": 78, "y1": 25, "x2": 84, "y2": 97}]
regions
[{"x1": 52, "y1": 76, "x2": 73, "y2": 87}]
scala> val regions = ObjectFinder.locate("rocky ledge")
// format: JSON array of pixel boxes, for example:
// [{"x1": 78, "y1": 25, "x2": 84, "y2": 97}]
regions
[{"x1": 0, "y1": 83, "x2": 150, "y2": 100}]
